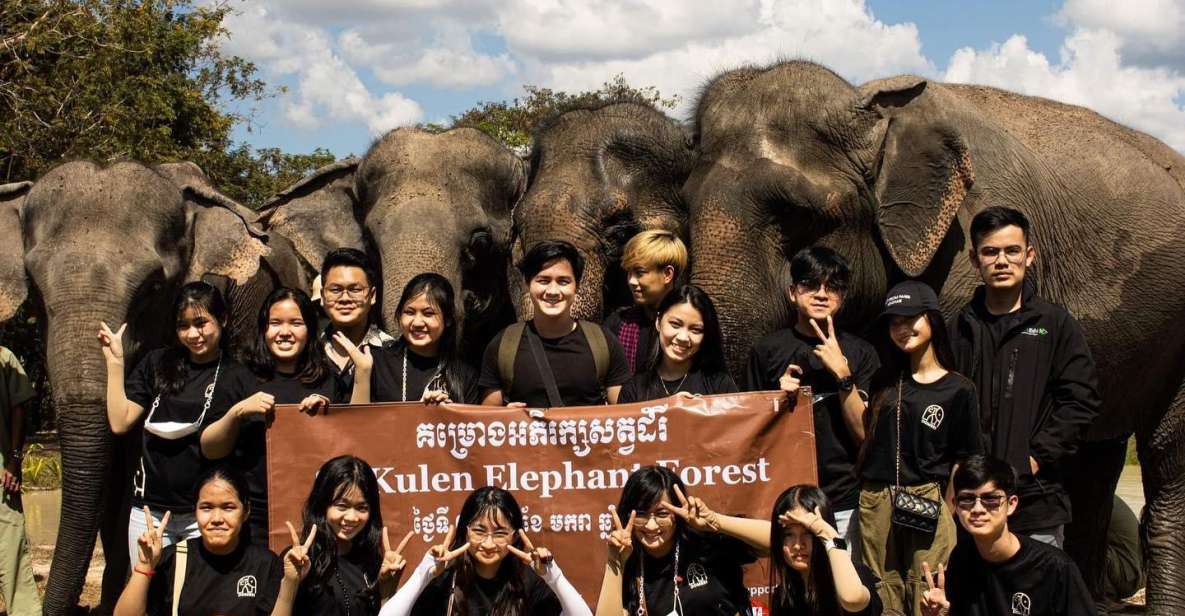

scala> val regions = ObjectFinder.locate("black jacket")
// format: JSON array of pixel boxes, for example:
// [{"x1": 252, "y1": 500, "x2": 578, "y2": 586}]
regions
[{"x1": 948, "y1": 282, "x2": 1101, "y2": 531}]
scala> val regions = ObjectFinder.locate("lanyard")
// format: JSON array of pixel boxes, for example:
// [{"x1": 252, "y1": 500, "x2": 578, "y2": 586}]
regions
[
  {"x1": 637, "y1": 542, "x2": 681, "y2": 616},
  {"x1": 401, "y1": 348, "x2": 443, "y2": 402}
]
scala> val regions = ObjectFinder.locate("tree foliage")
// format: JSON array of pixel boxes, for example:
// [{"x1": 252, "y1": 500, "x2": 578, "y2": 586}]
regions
[
  {"x1": 0, "y1": 0, "x2": 331, "y2": 206},
  {"x1": 429, "y1": 74, "x2": 681, "y2": 152}
]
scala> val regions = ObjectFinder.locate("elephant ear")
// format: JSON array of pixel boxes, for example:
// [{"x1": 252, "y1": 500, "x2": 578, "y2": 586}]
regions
[
  {"x1": 863, "y1": 78, "x2": 975, "y2": 277},
  {"x1": 183, "y1": 185, "x2": 270, "y2": 284},
  {"x1": 257, "y1": 158, "x2": 363, "y2": 275},
  {"x1": 0, "y1": 182, "x2": 31, "y2": 322}
]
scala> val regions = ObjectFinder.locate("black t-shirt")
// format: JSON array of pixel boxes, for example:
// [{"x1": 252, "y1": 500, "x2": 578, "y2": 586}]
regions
[
  {"x1": 220, "y1": 370, "x2": 340, "y2": 541},
  {"x1": 410, "y1": 564, "x2": 562, "y2": 615},
  {"x1": 624, "y1": 537, "x2": 755, "y2": 616},
  {"x1": 946, "y1": 535, "x2": 1098, "y2": 616},
  {"x1": 745, "y1": 327, "x2": 879, "y2": 510},
  {"x1": 478, "y1": 321, "x2": 632, "y2": 407},
  {"x1": 617, "y1": 369, "x2": 739, "y2": 403},
  {"x1": 861, "y1": 372, "x2": 983, "y2": 486},
  {"x1": 146, "y1": 538, "x2": 283, "y2": 616},
  {"x1": 772, "y1": 562, "x2": 883, "y2": 616},
  {"x1": 604, "y1": 305, "x2": 658, "y2": 374},
  {"x1": 126, "y1": 350, "x2": 256, "y2": 511},
  {"x1": 295, "y1": 549, "x2": 378, "y2": 616},
  {"x1": 370, "y1": 345, "x2": 480, "y2": 404}
]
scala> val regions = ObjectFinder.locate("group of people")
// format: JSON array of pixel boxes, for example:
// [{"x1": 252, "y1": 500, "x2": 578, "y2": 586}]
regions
[{"x1": 0, "y1": 204, "x2": 1115, "y2": 615}]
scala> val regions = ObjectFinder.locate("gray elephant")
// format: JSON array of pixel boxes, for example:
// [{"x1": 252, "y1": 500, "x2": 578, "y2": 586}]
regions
[
  {"x1": 259, "y1": 127, "x2": 526, "y2": 356},
  {"x1": 0, "y1": 160, "x2": 278, "y2": 614},
  {"x1": 685, "y1": 60, "x2": 1185, "y2": 614},
  {"x1": 512, "y1": 101, "x2": 696, "y2": 320}
]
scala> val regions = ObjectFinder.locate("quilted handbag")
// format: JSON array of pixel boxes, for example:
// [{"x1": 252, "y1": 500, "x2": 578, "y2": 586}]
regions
[{"x1": 890, "y1": 376, "x2": 940, "y2": 534}]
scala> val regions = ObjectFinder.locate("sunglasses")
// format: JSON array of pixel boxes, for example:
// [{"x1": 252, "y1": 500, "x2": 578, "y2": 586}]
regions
[{"x1": 955, "y1": 492, "x2": 1007, "y2": 511}]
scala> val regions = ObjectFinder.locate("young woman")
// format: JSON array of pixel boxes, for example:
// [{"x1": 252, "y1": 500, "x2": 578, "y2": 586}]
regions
[
  {"x1": 340, "y1": 273, "x2": 479, "y2": 405},
  {"x1": 617, "y1": 285, "x2": 737, "y2": 403},
  {"x1": 381, "y1": 486, "x2": 590, "y2": 616},
  {"x1": 101, "y1": 281, "x2": 256, "y2": 562},
  {"x1": 114, "y1": 464, "x2": 291, "y2": 616},
  {"x1": 858, "y1": 281, "x2": 982, "y2": 616},
  {"x1": 201, "y1": 287, "x2": 342, "y2": 543},
  {"x1": 595, "y1": 466, "x2": 764, "y2": 616},
  {"x1": 285, "y1": 455, "x2": 412, "y2": 616},
  {"x1": 769, "y1": 485, "x2": 880, "y2": 616}
]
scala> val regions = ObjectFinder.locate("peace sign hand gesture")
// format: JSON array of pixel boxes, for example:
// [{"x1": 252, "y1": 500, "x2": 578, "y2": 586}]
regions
[
  {"x1": 921, "y1": 561, "x2": 951, "y2": 616},
  {"x1": 809, "y1": 316, "x2": 851, "y2": 381},
  {"x1": 332, "y1": 331, "x2": 373, "y2": 373},
  {"x1": 98, "y1": 322, "x2": 127, "y2": 365},
  {"x1": 662, "y1": 484, "x2": 720, "y2": 533},
  {"x1": 506, "y1": 529, "x2": 555, "y2": 575},
  {"x1": 607, "y1": 506, "x2": 636, "y2": 565},
  {"x1": 379, "y1": 527, "x2": 414, "y2": 581},
  {"x1": 778, "y1": 505, "x2": 839, "y2": 540},
  {"x1": 136, "y1": 507, "x2": 170, "y2": 569},
  {"x1": 283, "y1": 521, "x2": 317, "y2": 583},
  {"x1": 428, "y1": 524, "x2": 471, "y2": 576}
]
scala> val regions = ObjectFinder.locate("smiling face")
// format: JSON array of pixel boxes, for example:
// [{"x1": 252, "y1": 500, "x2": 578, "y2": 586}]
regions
[
  {"x1": 657, "y1": 301, "x2": 705, "y2": 368},
  {"x1": 265, "y1": 299, "x2": 308, "y2": 370},
  {"x1": 889, "y1": 312, "x2": 932, "y2": 355},
  {"x1": 789, "y1": 278, "x2": 845, "y2": 323},
  {"x1": 633, "y1": 494, "x2": 679, "y2": 556},
  {"x1": 628, "y1": 265, "x2": 676, "y2": 309},
  {"x1": 970, "y1": 225, "x2": 1035, "y2": 293},
  {"x1": 780, "y1": 510, "x2": 814, "y2": 573},
  {"x1": 955, "y1": 482, "x2": 1017, "y2": 540},
  {"x1": 322, "y1": 265, "x2": 375, "y2": 330},
  {"x1": 176, "y1": 305, "x2": 223, "y2": 363},
  {"x1": 529, "y1": 258, "x2": 578, "y2": 321},
  {"x1": 399, "y1": 292, "x2": 445, "y2": 355},
  {"x1": 326, "y1": 485, "x2": 371, "y2": 546},
  {"x1": 196, "y1": 478, "x2": 246, "y2": 553},
  {"x1": 466, "y1": 508, "x2": 516, "y2": 569}
]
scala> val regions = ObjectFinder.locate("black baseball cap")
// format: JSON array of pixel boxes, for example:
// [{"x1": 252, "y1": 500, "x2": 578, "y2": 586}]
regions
[{"x1": 880, "y1": 280, "x2": 940, "y2": 318}]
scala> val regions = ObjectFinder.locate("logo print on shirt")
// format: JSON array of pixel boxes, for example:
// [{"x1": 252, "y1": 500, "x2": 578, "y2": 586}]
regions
[
  {"x1": 1011, "y1": 591, "x2": 1031, "y2": 616},
  {"x1": 921, "y1": 405, "x2": 944, "y2": 430},
  {"x1": 236, "y1": 575, "x2": 258, "y2": 598},
  {"x1": 686, "y1": 563, "x2": 709, "y2": 589},
  {"x1": 1021, "y1": 327, "x2": 1048, "y2": 337}
]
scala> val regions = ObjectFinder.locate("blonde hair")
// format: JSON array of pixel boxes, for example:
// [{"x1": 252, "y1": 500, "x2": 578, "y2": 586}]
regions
[{"x1": 621, "y1": 230, "x2": 688, "y2": 276}]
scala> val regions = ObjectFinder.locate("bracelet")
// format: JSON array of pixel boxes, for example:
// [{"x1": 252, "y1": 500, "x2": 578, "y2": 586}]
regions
[{"x1": 134, "y1": 566, "x2": 155, "y2": 577}]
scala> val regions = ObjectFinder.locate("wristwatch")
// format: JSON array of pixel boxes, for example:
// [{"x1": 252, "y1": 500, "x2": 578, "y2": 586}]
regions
[
  {"x1": 836, "y1": 375, "x2": 855, "y2": 391},
  {"x1": 821, "y1": 537, "x2": 848, "y2": 552}
]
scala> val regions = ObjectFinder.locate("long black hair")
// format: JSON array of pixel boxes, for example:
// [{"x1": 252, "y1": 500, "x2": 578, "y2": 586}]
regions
[
  {"x1": 615, "y1": 465, "x2": 691, "y2": 614},
  {"x1": 637, "y1": 285, "x2": 729, "y2": 397},
  {"x1": 249, "y1": 287, "x2": 329, "y2": 385},
  {"x1": 866, "y1": 308, "x2": 960, "y2": 428},
  {"x1": 156, "y1": 281, "x2": 229, "y2": 396},
  {"x1": 395, "y1": 273, "x2": 475, "y2": 402},
  {"x1": 299, "y1": 455, "x2": 385, "y2": 612},
  {"x1": 769, "y1": 485, "x2": 841, "y2": 616},
  {"x1": 445, "y1": 487, "x2": 530, "y2": 616}
]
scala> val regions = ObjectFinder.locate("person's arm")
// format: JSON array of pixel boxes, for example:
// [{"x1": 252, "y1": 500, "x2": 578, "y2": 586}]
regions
[
  {"x1": 331, "y1": 332, "x2": 374, "y2": 404},
  {"x1": 380, "y1": 526, "x2": 470, "y2": 616},
  {"x1": 200, "y1": 392, "x2": 274, "y2": 459},
  {"x1": 538, "y1": 559, "x2": 592, "y2": 616},
  {"x1": 809, "y1": 317, "x2": 869, "y2": 443},
  {"x1": 662, "y1": 485, "x2": 770, "y2": 555},
  {"x1": 99, "y1": 323, "x2": 146, "y2": 434},
  {"x1": 481, "y1": 388, "x2": 505, "y2": 406},
  {"x1": 595, "y1": 507, "x2": 635, "y2": 616},
  {"x1": 114, "y1": 508, "x2": 170, "y2": 616},
  {"x1": 605, "y1": 385, "x2": 622, "y2": 405},
  {"x1": 1029, "y1": 315, "x2": 1101, "y2": 474}
]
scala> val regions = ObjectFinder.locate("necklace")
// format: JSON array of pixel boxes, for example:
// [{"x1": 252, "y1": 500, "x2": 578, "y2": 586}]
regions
[
  {"x1": 659, "y1": 371, "x2": 689, "y2": 396},
  {"x1": 334, "y1": 568, "x2": 351, "y2": 616},
  {"x1": 402, "y1": 348, "x2": 443, "y2": 402},
  {"x1": 637, "y1": 542, "x2": 681, "y2": 616}
]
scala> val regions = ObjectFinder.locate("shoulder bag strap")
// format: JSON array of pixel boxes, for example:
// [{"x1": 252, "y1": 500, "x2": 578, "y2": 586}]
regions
[
  {"x1": 497, "y1": 322, "x2": 527, "y2": 394},
  {"x1": 895, "y1": 375, "x2": 903, "y2": 490},
  {"x1": 578, "y1": 320, "x2": 609, "y2": 386},
  {"x1": 172, "y1": 539, "x2": 188, "y2": 616},
  {"x1": 524, "y1": 325, "x2": 564, "y2": 408}
]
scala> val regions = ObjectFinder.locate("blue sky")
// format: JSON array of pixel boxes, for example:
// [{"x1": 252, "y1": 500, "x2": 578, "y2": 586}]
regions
[{"x1": 220, "y1": 0, "x2": 1185, "y2": 156}]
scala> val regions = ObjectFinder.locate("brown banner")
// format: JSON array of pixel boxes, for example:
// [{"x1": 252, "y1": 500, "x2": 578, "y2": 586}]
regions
[{"x1": 266, "y1": 389, "x2": 816, "y2": 612}]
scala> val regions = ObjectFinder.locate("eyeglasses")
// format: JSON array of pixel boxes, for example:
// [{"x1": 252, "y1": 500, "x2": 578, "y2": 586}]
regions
[
  {"x1": 955, "y1": 492, "x2": 1007, "y2": 511},
  {"x1": 467, "y1": 527, "x2": 514, "y2": 545},
  {"x1": 323, "y1": 285, "x2": 371, "y2": 301},
  {"x1": 635, "y1": 509, "x2": 675, "y2": 525},
  {"x1": 794, "y1": 280, "x2": 847, "y2": 295},
  {"x1": 977, "y1": 245, "x2": 1028, "y2": 264}
]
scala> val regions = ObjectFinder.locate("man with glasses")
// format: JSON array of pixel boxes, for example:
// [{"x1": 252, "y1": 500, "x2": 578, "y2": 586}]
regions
[
  {"x1": 319, "y1": 248, "x2": 396, "y2": 388},
  {"x1": 745, "y1": 246, "x2": 878, "y2": 543},
  {"x1": 949, "y1": 207, "x2": 1101, "y2": 548},
  {"x1": 920, "y1": 454, "x2": 1096, "y2": 616}
]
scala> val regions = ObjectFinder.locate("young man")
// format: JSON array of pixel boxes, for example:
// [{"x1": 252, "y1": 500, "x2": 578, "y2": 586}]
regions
[
  {"x1": 949, "y1": 206, "x2": 1101, "y2": 547},
  {"x1": 745, "y1": 246, "x2": 879, "y2": 539},
  {"x1": 603, "y1": 230, "x2": 687, "y2": 373},
  {"x1": 0, "y1": 345, "x2": 41, "y2": 615},
  {"x1": 319, "y1": 248, "x2": 396, "y2": 388},
  {"x1": 479, "y1": 240, "x2": 631, "y2": 407},
  {"x1": 921, "y1": 454, "x2": 1097, "y2": 616}
]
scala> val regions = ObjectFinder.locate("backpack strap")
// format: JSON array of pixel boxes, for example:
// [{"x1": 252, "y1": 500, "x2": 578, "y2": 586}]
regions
[
  {"x1": 497, "y1": 322, "x2": 527, "y2": 394},
  {"x1": 172, "y1": 539, "x2": 188, "y2": 616},
  {"x1": 579, "y1": 321, "x2": 609, "y2": 386}
]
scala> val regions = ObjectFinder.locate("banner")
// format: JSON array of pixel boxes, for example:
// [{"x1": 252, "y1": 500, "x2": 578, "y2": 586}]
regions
[{"x1": 266, "y1": 389, "x2": 816, "y2": 612}]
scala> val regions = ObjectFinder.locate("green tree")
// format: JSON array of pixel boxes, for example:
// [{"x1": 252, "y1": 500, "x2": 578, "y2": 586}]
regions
[{"x1": 433, "y1": 74, "x2": 680, "y2": 152}]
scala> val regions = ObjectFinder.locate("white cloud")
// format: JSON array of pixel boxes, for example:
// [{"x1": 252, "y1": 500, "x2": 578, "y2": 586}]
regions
[
  {"x1": 339, "y1": 26, "x2": 517, "y2": 88},
  {"x1": 1057, "y1": 0, "x2": 1185, "y2": 62}
]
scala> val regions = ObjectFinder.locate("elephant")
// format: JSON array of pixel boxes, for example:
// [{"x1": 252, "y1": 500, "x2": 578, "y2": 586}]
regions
[
  {"x1": 684, "y1": 60, "x2": 1185, "y2": 614},
  {"x1": 0, "y1": 160, "x2": 278, "y2": 614},
  {"x1": 512, "y1": 101, "x2": 696, "y2": 320},
  {"x1": 258, "y1": 127, "x2": 526, "y2": 357}
]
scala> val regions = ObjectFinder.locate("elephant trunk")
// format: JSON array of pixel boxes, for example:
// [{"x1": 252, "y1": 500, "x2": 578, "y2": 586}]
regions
[{"x1": 369, "y1": 202, "x2": 463, "y2": 334}]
